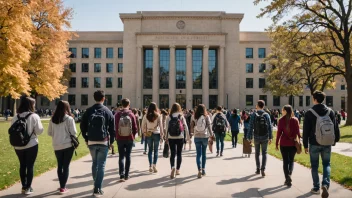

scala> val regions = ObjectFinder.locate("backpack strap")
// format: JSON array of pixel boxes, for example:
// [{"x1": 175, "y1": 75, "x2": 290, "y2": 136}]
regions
[
  {"x1": 325, "y1": 109, "x2": 331, "y2": 117},
  {"x1": 308, "y1": 108, "x2": 319, "y2": 118}
]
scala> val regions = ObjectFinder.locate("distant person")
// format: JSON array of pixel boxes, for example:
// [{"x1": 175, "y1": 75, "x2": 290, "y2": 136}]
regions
[
  {"x1": 303, "y1": 91, "x2": 340, "y2": 198},
  {"x1": 340, "y1": 109, "x2": 346, "y2": 121},
  {"x1": 228, "y1": 109, "x2": 242, "y2": 148},
  {"x1": 246, "y1": 100, "x2": 273, "y2": 177},
  {"x1": 241, "y1": 111, "x2": 250, "y2": 138},
  {"x1": 212, "y1": 106, "x2": 229, "y2": 157},
  {"x1": 80, "y1": 90, "x2": 115, "y2": 197},
  {"x1": 10, "y1": 96, "x2": 44, "y2": 195},
  {"x1": 4, "y1": 109, "x2": 11, "y2": 121},
  {"x1": 48, "y1": 101, "x2": 77, "y2": 194}
]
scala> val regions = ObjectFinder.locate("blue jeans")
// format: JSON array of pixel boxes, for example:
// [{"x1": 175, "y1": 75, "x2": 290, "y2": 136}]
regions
[
  {"x1": 309, "y1": 144, "x2": 331, "y2": 189},
  {"x1": 117, "y1": 140, "x2": 133, "y2": 177},
  {"x1": 141, "y1": 134, "x2": 145, "y2": 144},
  {"x1": 231, "y1": 130, "x2": 239, "y2": 147},
  {"x1": 254, "y1": 139, "x2": 268, "y2": 170},
  {"x1": 88, "y1": 145, "x2": 109, "y2": 190},
  {"x1": 215, "y1": 133, "x2": 225, "y2": 154},
  {"x1": 147, "y1": 134, "x2": 160, "y2": 166},
  {"x1": 194, "y1": 138, "x2": 208, "y2": 170}
]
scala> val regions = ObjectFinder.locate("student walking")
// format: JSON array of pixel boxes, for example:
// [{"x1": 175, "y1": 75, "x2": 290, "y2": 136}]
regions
[
  {"x1": 246, "y1": 100, "x2": 273, "y2": 177},
  {"x1": 212, "y1": 106, "x2": 229, "y2": 157},
  {"x1": 241, "y1": 111, "x2": 250, "y2": 138},
  {"x1": 191, "y1": 104, "x2": 213, "y2": 178},
  {"x1": 115, "y1": 98, "x2": 138, "y2": 182},
  {"x1": 9, "y1": 96, "x2": 44, "y2": 195},
  {"x1": 80, "y1": 90, "x2": 115, "y2": 197},
  {"x1": 142, "y1": 102, "x2": 164, "y2": 173},
  {"x1": 48, "y1": 101, "x2": 77, "y2": 194},
  {"x1": 276, "y1": 105, "x2": 301, "y2": 187},
  {"x1": 228, "y1": 109, "x2": 242, "y2": 148},
  {"x1": 303, "y1": 91, "x2": 340, "y2": 198},
  {"x1": 165, "y1": 103, "x2": 190, "y2": 179},
  {"x1": 141, "y1": 109, "x2": 148, "y2": 154}
]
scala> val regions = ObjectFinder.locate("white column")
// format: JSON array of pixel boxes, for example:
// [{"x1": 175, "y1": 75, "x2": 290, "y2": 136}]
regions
[
  {"x1": 186, "y1": 45, "x2": 193, "y2": 109},
  {"x1": 169, "y1": 45, "x2": 176, "y2": 107},
  {"x1": 202, "y1": 45, "x2": 209, "y2": 108},
  {"x1": 219, "y1": 46, "x2": 225, "y2": 106},
  {"x1": 153, "y1": 45, "x2": 159, "y2": 105},
  {"x1": 136, "y1": 46, "x2": 143, "y2": 108}
]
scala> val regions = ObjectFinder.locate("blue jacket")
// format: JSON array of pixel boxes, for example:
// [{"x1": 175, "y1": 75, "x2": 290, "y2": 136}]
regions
[
  {"x1": 228, "y1": 114, "x2": 241, "y2": 132},
  {"x1": 246, "y1": 110, "x2": 273, "y2": 141}
]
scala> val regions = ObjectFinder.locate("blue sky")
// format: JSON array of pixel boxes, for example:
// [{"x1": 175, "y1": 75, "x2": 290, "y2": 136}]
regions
[{"x1": 63, "y1": 0, "x2": 272, "y2": 32}]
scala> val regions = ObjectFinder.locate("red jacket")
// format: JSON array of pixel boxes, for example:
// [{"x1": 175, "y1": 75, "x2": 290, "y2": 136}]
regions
[
  {"x1": 276, "y1": 117, "x2": 301, "y2": 147},
  {"x1": 115, "y1": 109, "x2": 138, "y2": 141}
]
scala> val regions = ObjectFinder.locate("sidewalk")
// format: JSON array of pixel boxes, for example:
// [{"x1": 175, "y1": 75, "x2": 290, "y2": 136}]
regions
[{"x1": 332, "y1": 142, "x2": 352, "y2": 157}]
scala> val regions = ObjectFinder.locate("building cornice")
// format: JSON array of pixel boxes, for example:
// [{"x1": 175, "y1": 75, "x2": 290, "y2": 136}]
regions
[
  {"x1": 135, "y1": 32, "x2": 227, "y2": 36},
  {"x1": 69, "y1": 40, "x2": 123, "y2": 44}
]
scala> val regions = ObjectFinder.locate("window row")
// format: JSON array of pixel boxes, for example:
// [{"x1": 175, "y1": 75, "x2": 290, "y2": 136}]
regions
[
  {"x1": 69, "y1": 63, "x2": 123, "y2": 73},
  {"x1": 142, "y1": 94, "x2": 218, "y2": 109},
  {"x1": 68, "y1": 47, "x2": 123, "y2": 59},
  {"x1": 245, "y1": 48, "x2": 266, "y2": 59},
  {"x1": 245, "y1": 63, "x2": 266, "y2": 73},
  {"x1": 246, "y1": 78, "x2": 266, "y2": 89},
  {"x1": 66, "y1": 94, "x2": 123, "y2": 106},
  {"x1": 69, "y1": 77, "x2": 122, "y2": 88}
]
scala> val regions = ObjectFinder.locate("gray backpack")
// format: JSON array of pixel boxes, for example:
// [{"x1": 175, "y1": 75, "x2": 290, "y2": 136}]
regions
[
  {"x1": 118, "y1": 112, "x2": 132, "y2": 137},
  {"x1": 309, "y1": 108, "x2": 335, "y2": 146}
]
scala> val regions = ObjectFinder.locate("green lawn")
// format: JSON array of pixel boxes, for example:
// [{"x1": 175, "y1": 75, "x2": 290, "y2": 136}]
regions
[{"x1": 339, "y1": 125, "x2": 352, "y2": 143}]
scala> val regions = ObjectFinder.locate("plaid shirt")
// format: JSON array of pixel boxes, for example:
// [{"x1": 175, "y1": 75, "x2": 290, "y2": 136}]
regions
[{"x1": 246, "y1": 110, "x2": 273, "y2": 141}]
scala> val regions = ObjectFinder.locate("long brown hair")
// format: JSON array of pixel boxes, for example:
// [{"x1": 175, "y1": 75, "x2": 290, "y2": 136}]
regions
[
  {"x1": 195, "y1": 104, "x2": 207, "y2": 120},
  {"x1": 146, "y1": 102, "x2": 159, "y2": 122},
  {"x1": 17, "y1": 96, "x2": 35, "y2": 113},
  {"x1": 52, "y1": 100, "x2": 72, "y2": 124},
  {"x1": 170, "y1": 103, "x2": 182, "y2": 115},
  {"x1": 282, "y1": 105, "x2": 294, "y2": 135}
]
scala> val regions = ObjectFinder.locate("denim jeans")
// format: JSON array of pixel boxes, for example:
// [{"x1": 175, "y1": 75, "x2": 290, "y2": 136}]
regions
[
  {"x1": 280, "y1": 146, "x2": 296, "y2": 179},
  {"x1": 141, "y1": 134, "x2": 145, "y2": 144},
  {"x1": 88, "y1": 145, "x2": 109, "y2": 190},
  {"x1": 117, "y1": 140, "x2": 134, "y2": 177},
  {"x1": 309, "y1": 144, "x2": 331, "y2": 189},
  {"x1": 144, "y1": 136, "x2": 148, "y2": 152},
  {"x1": 147, "y1": 133, "x2": 160, "y2": 166},
  {"x1": 254, "y1": 139, "x2": 268, "y2": 170},
  {"x1": 55, "y1": 147, "x2": 74, "y2": 188},
  {"x1": 215, "y1": 133, "x2": 225, "y2": 154},
  {"x1": 194, "y1": 138, "x2": 208, "y2": 170},
  {"x1": 15, "y1": 145, "x2": 38, "y2": 189},
  {"x1": 231, "y1": 130, "x2": 239, "y2": 147}
]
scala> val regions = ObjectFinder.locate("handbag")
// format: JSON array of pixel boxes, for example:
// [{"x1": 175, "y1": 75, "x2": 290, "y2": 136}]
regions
[
  {"x1": 146, "y1": 118, "x2": 159, "y2": 137},
  {"x1": 64, "y1": 120, "x2": 80, "y2": 151},
  {"x1": 163, "y1": 143, "x2": 169, "y2": 158},
  {"x1": 294, "y1": 136, "x2": 302, "y2": 154}
]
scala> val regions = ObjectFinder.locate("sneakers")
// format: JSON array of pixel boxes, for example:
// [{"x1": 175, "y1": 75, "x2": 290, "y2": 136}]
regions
[
  {"x1": 202, "y1": 170, "x2": 206, "y2": 176},
  {"x1": 197, "y1": 171, "x2": 202, "y2": 178},
  {"x1": 153, "y1": 165, "x2": 158, "y2": 173},
  {"x1": 149, "y1": 166, "x2": 153, "y2": 173},
  {"x1": 21, "y1": 187, "x2": 26, "y2": 194},
  {"x1": 59, "y1": 188, "x2": 69, "y2": 194},
  {"x1": 170, "y1": 168, "x2": 176, "y2": 179},
  {"x1": 220, "y1": 153, "x2": 223, "y2": 157},
  {"x1": 24, "y1": 187, "x2": 34, "y2": 195},
  {"x1": 176, "y1": 170, "x2": 180, "y2": 175},
  {"x1": 119, "y1": 175, "x2": 125, "y2": 182},
  {"x1": 143, "y1": 152, "x2": 147, "y2": 155},
  {"x1": 216, "y1": 153, "x2": 219, "y2": 157},
  {"x1": 124, "y1": 176, "x2": 130, "y2": 181},
  {"x1": 310, "y1": 188, "x2": 320, "y2": 194},
  {"x1": 93, "y1": 188, "x2": 104, "y2": 197},
  {"x1": 261, "y1": 169, "x2": 266, "y2": 177},
  {"x1": 255, "y1": 169, "x2": 260, "y2": 174},
  {"x1": 322, "y1": 186, "x2": 329, "y2": 198}
]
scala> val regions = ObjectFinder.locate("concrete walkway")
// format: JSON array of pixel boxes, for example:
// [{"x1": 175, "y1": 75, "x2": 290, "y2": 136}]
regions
[
  {"x1": 1, "y1": 142, "x2": 351, "y2": 198},
  {"x1": 332, "y1": 142, "x2": 352, "y2": 157}
]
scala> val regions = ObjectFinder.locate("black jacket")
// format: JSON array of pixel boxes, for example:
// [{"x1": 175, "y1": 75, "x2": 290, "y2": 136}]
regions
[
  {"x1": 303, "y1": 104, "x2": 340, "y2": 148},
  {"x1": 80, "y1": 103, "x2": 115, "y2": 145}
]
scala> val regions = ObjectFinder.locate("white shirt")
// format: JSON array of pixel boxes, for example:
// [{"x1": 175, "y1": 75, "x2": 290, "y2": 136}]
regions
[{"x1": 48, "y1": 115, "x2": 77, "y2": 150}]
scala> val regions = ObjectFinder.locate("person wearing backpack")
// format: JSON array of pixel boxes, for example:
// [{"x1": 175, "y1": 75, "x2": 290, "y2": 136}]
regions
[
  {"x1": 303, "y1": 91, "x2": 340, "y2": 198},
  {"x1": 141, "y1": 102, "x2": 164, "y2": 173},
  {"x1": 276, "y1": 105, "x2": 301, "y2": 187},
  {"x1": 246, "y1": 100, "x2": 273, "y2": 177},
  {"x1": 191, "y1": 104, "x2": 213, "y2": 178},
  {"x1": 228, "y1": 109, "x2": 242, "y2": 148},
  {"x1": 165, "y1": 103, "x2": 190, "y2": 179},
  {"x1": 212, "y1": 106, "x2": 229, "y2": 157},
  {"x1": 80, "y1": 90, "x2": 115, "y2": 197},
  {"x1": 9, "y1": 96, "x2": 44, "y2": 195},
  {"x1": 115, "y1": 98, "x2": 138, "y2": 182},
  {"x1": 48, "y1": 100, "x2": 77, "y2": 194}
]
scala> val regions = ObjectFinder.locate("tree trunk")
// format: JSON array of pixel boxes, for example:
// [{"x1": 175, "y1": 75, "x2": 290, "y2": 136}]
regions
[{"x1": 345, "y1": 79, "x2": 352, "y2": 125}]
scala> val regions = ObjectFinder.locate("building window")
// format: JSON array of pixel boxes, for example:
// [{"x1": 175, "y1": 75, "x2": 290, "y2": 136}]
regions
[
  {"x1": 259, "y1": 78, "x2": 266, "y2": 88},
  {"x1": 81, "y1": 77, "x2": 89, "y2": 88},
  {"x1": 69, "y1": 77, "x2": 76, "y2": 88},
  {"x1": 81, "y1": 94, "x2": 88, "y2": 106},
  {"x1": 341, "y1": 96, "x2": 346, "y2": 110},
  {"x1": 209, "y1": 49, "x2": 218, "y2": 89},
  {"x1": 68, "y1": 95, "x2": 75, "y2": 106},
  {"x1": 94, "y1": 48, "x2": 101, "y2": 58},
  {"x1": 69, "y1": 48, "x2": 77, "y2": 58},
  {"x1": 209, "y1": 95, "x2": 218, "y2": 109},
  {"x1": 176, "y1": 49, "x2": 186, "y2": 89},
  {"x1": 176, "y1": 94, "x2": 186, "y2": 109},
  {"x1": 246, "y1": 78, "x2": 253, "y2": 88},
  {"x1": 118, "y1": 48, "x2": 123, "y2": 58},
  {"x1": 106, "y1": 48, "x2": 113, "y2": 58},
  {"x1": 246, "y1": 95, "x2": 253, "y2": 106},
  {"x1": 259, "y1": 95, "x2": 267, "y2": 106},
  {"x1": 192, "y1": 49, "x2": 203, "y2": 89},
  {"x1": 69, "y1": 63, "x2": 76, "y2": 72},
  {"x1": 118, "y1": 63, "x2": 123, "y2": 73},
  {"x1": 143, "y1": 49, "x2": 153, "y2": 89},
  {"x1": 106, "y1": 63, "x2": 113, "y2": 73},
  {"x1": 299, "y1": 96, "x2": 303, "y2": 107},
  {"x1": 117, "y1": 95, "x2": 122, "y2": 106},
  {"x1": 246, "y1": 48, "x2": 253, "y2": 58},
  {"x1": 94, "y1": 63, "x2": 101, "y2": 73},
  {"x1": 259, "y1": 63, "x2": 266, "y2": 73},
  {"x1": 159, "y1": 49, "x2": 170, "y2": 89},
  {"x1": 118, "y1": 77, "x2": 122, "y2": 88},
  {"x1": 326, "y1": 96, "x2": 333, "y2": 107},
  {"x1": 258, "y1": 48, "x2": 266, "y2": 58},
  {"x1": 94, "y1": 77, "x2": 100, "y2": 88},
  {"x1": 41, "y1": 97, "x2": 50, "y2": 106},
  {"x1": 159, "y1": 95, "x2": 169, "y2": 109},
  {"x1": 273, "y1": 96, "x2": 280, "y2": 106},
  {"x1": 104, "y1": 95, "x2": 112, "y2": 106},
  {"x1": 106, "y1": 77, "x2": 113, "y2": 88},
  {"x1": 341, "y1": 85, "x2": 346, "y2": 90},
  {"x1": 193, "y1": 95, "x2": 202, "y2": 108},
  {"x1": 306, "y1": 96, "x2": 311, "y2": 106},
  {"x1": 143, "y1": 95, "x2": 152, "y2": 108},
  {"x1": 289, "y1": 95, "x2": 295, "y2": 106},
  {"x1": 82, "y1": 63, "x2": 89, "y2": 72},
  {"x1": 246, "y1": 63, "x2": 253, "y2": 73},
  {"x1": 82, "y1": 48, "x2": 89, "y2": 58}
]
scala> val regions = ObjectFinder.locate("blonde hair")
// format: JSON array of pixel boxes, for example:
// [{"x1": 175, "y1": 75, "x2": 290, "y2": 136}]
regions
[{"x1": 170, "y1": 103, "x2": 182, "y2": 115}]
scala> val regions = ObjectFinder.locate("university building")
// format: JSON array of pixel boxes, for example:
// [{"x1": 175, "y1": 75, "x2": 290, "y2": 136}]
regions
[{"x1": 36, "y1": 11, "x2": 347, "y2": 111}]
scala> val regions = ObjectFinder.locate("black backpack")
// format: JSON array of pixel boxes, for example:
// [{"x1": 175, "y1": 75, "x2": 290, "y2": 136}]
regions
[
  {"x1": 168, "y1": 115, "x2": 183, "y2": 137},
  {"x1": 8, "y1": 113, "x2": 33, "y2": 147},
  {"x1": 212, "y1": 113, "x2": 227, "y2": 133},
  {"x1": 254, "y1": 112, "x2": 269, "y2": 136},
  {"x1": 88, "y1": 109, "x2": 108, "y2": 141}
]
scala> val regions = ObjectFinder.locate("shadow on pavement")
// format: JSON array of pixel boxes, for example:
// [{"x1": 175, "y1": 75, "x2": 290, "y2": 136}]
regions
[
  {"x1": 217, "y1": 174, "x2": 262, "y2": 185},
  {"x1": 223, "y1": 156, "x2": 246, "y2": 160},
  {"x1": 231, "y1": 185, "x2": 289, "y2": 197}
]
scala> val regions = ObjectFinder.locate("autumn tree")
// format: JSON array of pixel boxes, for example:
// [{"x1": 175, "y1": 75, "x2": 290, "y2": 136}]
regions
[{"x1": 255, "y1": 0, "x2": 352, "y2": 125}]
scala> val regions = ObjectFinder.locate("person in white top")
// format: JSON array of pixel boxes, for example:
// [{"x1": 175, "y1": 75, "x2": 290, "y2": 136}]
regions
[
  {"x1": 142, "y1": 102, "x2": 164, "y2": 173},
  {"x1": 11, "y1": 96, "x2": 44, "y2": 195},
  {"x1": 48, "y1": 100, "x2": 77, "y2": 194}
]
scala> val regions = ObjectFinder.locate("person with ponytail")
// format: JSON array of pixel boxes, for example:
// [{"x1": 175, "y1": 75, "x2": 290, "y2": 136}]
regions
[{"x1": 276, "y1": 105, "x2": 301, "y2": 187}]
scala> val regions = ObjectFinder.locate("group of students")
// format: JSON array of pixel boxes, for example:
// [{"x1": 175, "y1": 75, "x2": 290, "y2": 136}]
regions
[{"x1": 8, "y1": 90, "x2": 340, "y2": 198}]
